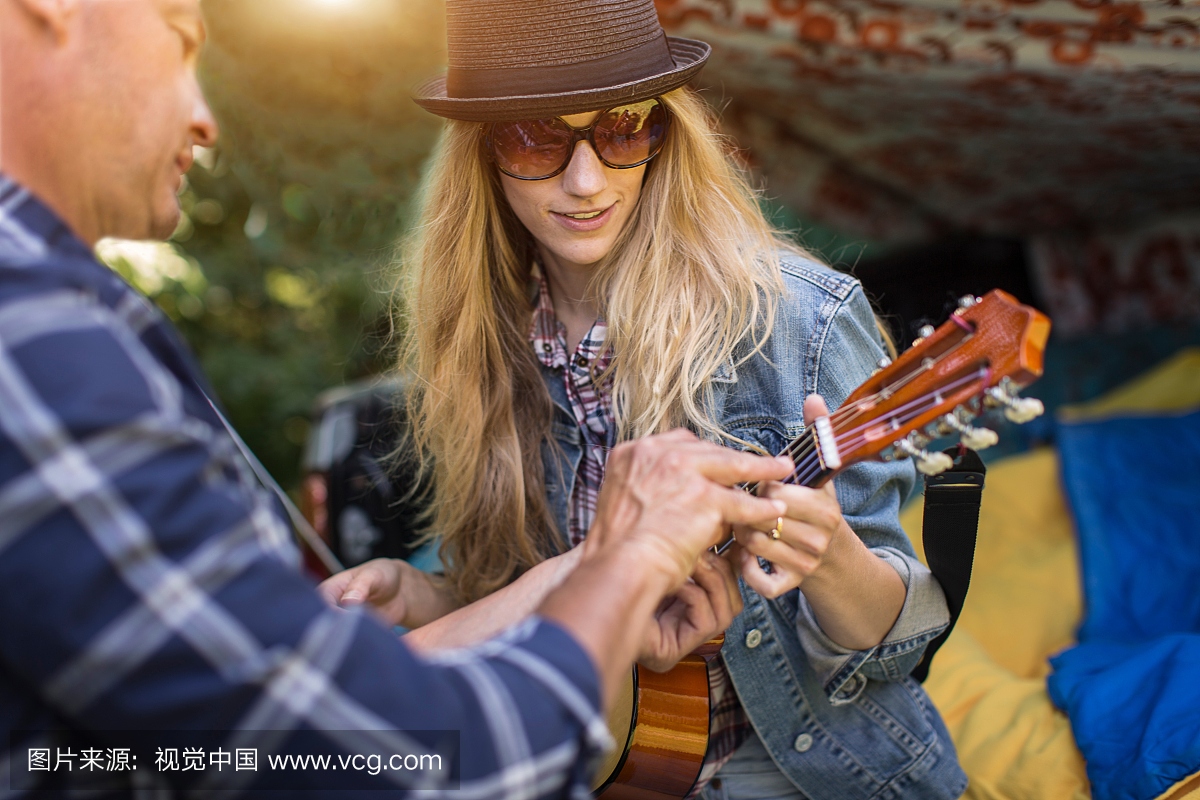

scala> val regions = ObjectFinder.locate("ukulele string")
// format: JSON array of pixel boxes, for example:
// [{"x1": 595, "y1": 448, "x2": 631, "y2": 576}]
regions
[
  {"x1": 787, "y1": 370, "x2": 989, "y2": 486},
  {"x1": 791, "y1": 370, "x2": 988, "y2": 486},
  {"x1": 770, "y1": 367, "x2": 983, "y2": 488},
  {"x1": 768, "y1": 341, "x2": 971, "y2": 473}
]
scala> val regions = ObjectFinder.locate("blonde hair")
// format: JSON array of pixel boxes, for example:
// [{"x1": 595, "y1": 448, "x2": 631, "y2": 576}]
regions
[{"x1": 397, "y1": 87, "x2": 806, "y2": 603}]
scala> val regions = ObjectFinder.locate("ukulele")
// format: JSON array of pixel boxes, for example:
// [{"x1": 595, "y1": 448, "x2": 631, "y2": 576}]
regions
[{"x1": 591, "y1": 289, "x2": 1052, "y2": 799}]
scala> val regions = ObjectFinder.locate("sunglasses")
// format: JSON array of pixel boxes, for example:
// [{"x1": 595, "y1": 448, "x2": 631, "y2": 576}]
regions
[{"x1": 486, "y1": 98, "x2": 669, "y2": 181}]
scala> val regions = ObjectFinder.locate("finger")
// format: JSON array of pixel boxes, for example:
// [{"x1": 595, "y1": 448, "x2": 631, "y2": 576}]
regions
[
  {"x1": 708, "y1": 549, "x2": 744, "y2": 617},
  {"x1": 680, "y1": 442, "x2": 794, "y2": 487},
  {"x1": 739, "y1": 549, "x2": 802, "y2": 599},
  {"x1": 692, "y1": 554, "x2": 734, "y2": 628},
  {"x1": 712, "y1": 485, "x2": 790, "y2": 531},
  {"x1": 803, "y1": 394, "x2": 831, "y2": 426},
  {"x1": 741, "y1": 511, "x2": 832, "y2": 560},
  {"x1": 758, "y1": 482, "x2": 843, "y2": 534},
  {"x1": 339, "y1": 569, "x2": 383, "y2": 607},
  {"x1": 316, "y1": 572, "x2": 352, "y2": 607},
  {"x1": 738, "y1": 526, "x2": 823, "y2": 573},
  {"x1": 673, "y1": 580, "x2": 716, "y2": 632}
]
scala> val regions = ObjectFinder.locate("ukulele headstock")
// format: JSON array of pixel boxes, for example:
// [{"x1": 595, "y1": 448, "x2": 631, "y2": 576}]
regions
[{"x1": 828, "y1": 291, "x2": 1051, "y2": 476}]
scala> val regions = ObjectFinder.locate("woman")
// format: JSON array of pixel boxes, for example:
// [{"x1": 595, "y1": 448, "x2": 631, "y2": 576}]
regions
[{"x1": 321, "y1": 1, "x2": 967, "y2": 798}]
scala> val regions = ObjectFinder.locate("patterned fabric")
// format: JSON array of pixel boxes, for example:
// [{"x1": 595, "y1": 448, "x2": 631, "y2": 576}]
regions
[
  {"x1": 656, "y1": 0, "x2": 1200, "y2": 243},
  {"x1": 529, "y1": 265, "x2": 615, "y2": 547},
  {"x1": 1031, "y1": 214, "x2": 1200, "y2": 335},
  {"x1": 0, "y1": 174, "x2": 610, "y2": 799},
  {"x1": 526, "y1": 265, "x2": 749, "y2": 795},
  {"x1": 691, "y1": 659, "x2": 756, "y2": 798}
]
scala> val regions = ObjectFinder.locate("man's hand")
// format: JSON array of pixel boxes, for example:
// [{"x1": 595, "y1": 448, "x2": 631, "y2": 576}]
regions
[
  {"x1": 540, "y1": 429, "x2": 791, "y2": 708},
  {"x1": 586, "y1": 429, "x2": 793, "y2": 591},
  {"x1": 638, "y1": 551, "x2": 743, "y2": 672}
]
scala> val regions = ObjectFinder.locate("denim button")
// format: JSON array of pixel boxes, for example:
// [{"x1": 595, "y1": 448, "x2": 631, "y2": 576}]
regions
[
  {"x1": 833, "y1": 672, "x2": 867, "y2": 704},
  {"x1": 793, "y1": 733, "x2": 813, "y2": 753},
  {"x1": 744, "y1": 628, "x2": 763, "y2": 649}
]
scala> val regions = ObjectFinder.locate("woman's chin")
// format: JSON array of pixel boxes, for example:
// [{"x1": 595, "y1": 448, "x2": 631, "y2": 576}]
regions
[{"x1": 542, "y1": 240, "x2": 615, "y2": 270}]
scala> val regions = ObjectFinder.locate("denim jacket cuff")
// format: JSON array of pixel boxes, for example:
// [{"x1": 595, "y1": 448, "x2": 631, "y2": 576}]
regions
[{"x1": 795, "y1": 547, "x2": 950, "y2": 703}]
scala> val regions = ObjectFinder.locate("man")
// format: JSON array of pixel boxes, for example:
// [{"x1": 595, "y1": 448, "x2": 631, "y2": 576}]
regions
[{"x1": 0, "y1": 0, "x2": 794, "y2": 796}]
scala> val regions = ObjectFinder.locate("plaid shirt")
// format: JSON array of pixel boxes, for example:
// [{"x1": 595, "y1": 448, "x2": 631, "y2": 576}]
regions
[
  {"x1": 529, "y1": 266, "x2": 614, "y2": 548},
  {"x1": 528, "y1": 267, "x2": 750, "y2": 796},
  {"x1": 0, "y1": 175, "x2": 610, "y2": 798}
]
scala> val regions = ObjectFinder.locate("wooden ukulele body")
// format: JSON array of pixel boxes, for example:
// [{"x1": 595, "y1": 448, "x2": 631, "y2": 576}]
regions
[{"x1": 593, "y1": 636, "x2": 724, "y2": 799}]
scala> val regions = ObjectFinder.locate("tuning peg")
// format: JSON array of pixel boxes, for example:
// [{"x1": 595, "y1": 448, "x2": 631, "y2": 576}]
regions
[
  {"x1": 961, "y1": 427, "x2": 999, "y2": 450},
  {"x1": 957, "y1": 295, "x2": 980, "y2": 310},
  {"x1": 986, "y1": 386, "x2": 1045, "y2": 424},
  {"x1": 911, "y1": 324, "x2": 936, "y2": 348},
  {"x1": 877, "y1": 357, "x2": 892, "y2": 369},
  {"x1": 1004, "y1": 397, "x2": 1045, "y2": 424},
  {"x1": 941, "y1": 413, "x2": 999, "y2": 450},
  {"x1": 917, "y1": 451, "x2": 954, "y2": 476},
  {"x1": 896, "y1": 438, "x2": 954, "y2": 476}
]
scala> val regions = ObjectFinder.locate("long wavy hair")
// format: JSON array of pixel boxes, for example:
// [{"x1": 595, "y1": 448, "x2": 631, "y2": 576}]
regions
[{"x1": 396, "y1": 87, "x2": 809, "y2": 603}]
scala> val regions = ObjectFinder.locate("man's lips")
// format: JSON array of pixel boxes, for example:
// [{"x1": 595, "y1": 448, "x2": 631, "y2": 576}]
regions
[
  {"x1": 174, "y1": 151, "x2": 194, "y2": 192},
  {"x1": 550, "y1": 204, "x2": 614, "y2": 231}
]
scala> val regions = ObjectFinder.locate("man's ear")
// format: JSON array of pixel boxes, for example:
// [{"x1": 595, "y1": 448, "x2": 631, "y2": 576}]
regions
[{"x1": 11, "y1": 0, "x2": 82, "y2": 43}]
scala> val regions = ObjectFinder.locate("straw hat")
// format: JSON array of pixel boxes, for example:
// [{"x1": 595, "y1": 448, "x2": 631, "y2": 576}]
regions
[{"x1": 413, "y1": 0, "x2": 710, "y2": 122}]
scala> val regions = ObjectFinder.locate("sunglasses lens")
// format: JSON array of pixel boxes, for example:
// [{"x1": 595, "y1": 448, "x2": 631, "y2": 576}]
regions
[
  {"x1": 593, "y1": 99, "x2": 667, "y2": 167},
  {"x1": 491, "y1": 118, "x2": 573, "y2": 179}
]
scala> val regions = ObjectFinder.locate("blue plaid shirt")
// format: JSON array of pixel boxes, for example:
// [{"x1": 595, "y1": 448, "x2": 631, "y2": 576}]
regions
[{"x1": 0, "y1": 175, "x2": 610, "y2": 797}]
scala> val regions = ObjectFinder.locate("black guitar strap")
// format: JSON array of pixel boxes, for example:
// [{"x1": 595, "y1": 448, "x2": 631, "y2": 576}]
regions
[{"x1": 911, "y1": 446, "x2": 986, "y2": 684}]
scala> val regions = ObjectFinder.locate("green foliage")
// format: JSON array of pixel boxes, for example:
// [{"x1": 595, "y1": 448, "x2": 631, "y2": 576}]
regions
[
  {"x1": 104, "y1": 152, "x2": 406, "y2": 488},
  {"x1": 129, "y1": 0, "x2": 447, "y2": 487}
]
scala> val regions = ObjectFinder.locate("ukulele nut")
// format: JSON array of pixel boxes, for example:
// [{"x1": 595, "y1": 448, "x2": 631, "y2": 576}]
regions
[{"x1": 813, "y1": 415, "x2": 841, "y2": 471}]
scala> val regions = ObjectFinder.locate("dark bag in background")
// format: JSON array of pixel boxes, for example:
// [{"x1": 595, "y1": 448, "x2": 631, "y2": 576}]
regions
[{"x1": 301, "y1": 378, "x2": 429, "y2": 567}]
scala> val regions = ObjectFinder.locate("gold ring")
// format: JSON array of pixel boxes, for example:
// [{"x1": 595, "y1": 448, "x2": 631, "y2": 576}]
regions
[{"x1": 771, "y1": 516, "x2": 784, "y2": 540}]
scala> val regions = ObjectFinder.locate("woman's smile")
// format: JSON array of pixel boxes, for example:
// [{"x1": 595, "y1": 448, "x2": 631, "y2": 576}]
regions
[{"x1": 550, "y1": 203, "x2": 615, "y2": 232}]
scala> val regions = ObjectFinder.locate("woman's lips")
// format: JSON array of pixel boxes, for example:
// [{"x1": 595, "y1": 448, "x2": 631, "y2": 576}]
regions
[{"x1": 551, "y1": 204, "x2": 614, "y2": 232}]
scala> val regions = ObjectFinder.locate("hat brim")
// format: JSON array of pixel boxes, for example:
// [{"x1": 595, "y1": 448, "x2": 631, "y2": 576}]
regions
[{"x1": 412, "y1": 37, "x2": 710, "y2": 122}]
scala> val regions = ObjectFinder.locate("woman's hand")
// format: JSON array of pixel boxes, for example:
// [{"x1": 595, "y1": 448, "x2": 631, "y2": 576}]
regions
[
  {"x1": 731, "y1": 395, "x2": 908, "y2": 650},
  {"x1": 730, "y1": 395, "x2": 850, "y2": 599},
  {"x1": 317, "y1": 559, "x2": 459, "y2": 629},
  {"x1": 729, "y1": 481, "x2": 847, "y2": 600}
]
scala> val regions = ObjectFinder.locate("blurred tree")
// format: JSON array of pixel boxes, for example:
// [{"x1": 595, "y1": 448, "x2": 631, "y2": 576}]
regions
[{"x1": 103, "y1": 0, "x2": 447, "y2": 487}]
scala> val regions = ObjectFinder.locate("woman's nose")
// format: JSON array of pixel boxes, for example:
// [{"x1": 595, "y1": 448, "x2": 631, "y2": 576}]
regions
[{"x1": 559, "y1": 139, "x2": 608, "y2": 198}]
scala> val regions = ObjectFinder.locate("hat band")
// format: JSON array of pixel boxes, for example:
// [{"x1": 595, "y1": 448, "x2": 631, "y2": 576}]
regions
[{"x1": 445, "y1": 31, "x2": 676, "y2": 102}]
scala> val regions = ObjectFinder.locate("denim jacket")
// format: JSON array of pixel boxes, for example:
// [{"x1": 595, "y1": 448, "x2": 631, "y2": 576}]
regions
[{"x1": 538, "y1": 254, "x2": 968, "y2": 800}]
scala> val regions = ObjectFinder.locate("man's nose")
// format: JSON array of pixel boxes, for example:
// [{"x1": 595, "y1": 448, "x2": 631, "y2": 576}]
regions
[
  {"x1": 559, "y1": 139, "x2": 607, "y2": 198},
  {"x1": 191, "y1": 94, "x2": 219, "y2": 148}
]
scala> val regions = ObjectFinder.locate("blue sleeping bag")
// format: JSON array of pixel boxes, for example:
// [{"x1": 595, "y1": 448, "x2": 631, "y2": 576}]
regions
[{"x1": 1048, "y1": 410, "x2": 1200, "y2": 800}]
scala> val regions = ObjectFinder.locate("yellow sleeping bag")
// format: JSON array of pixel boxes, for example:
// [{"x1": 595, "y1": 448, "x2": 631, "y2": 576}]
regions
[{"x1": 900, "y1": 348, "x2": 1200, "y2": 800}]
